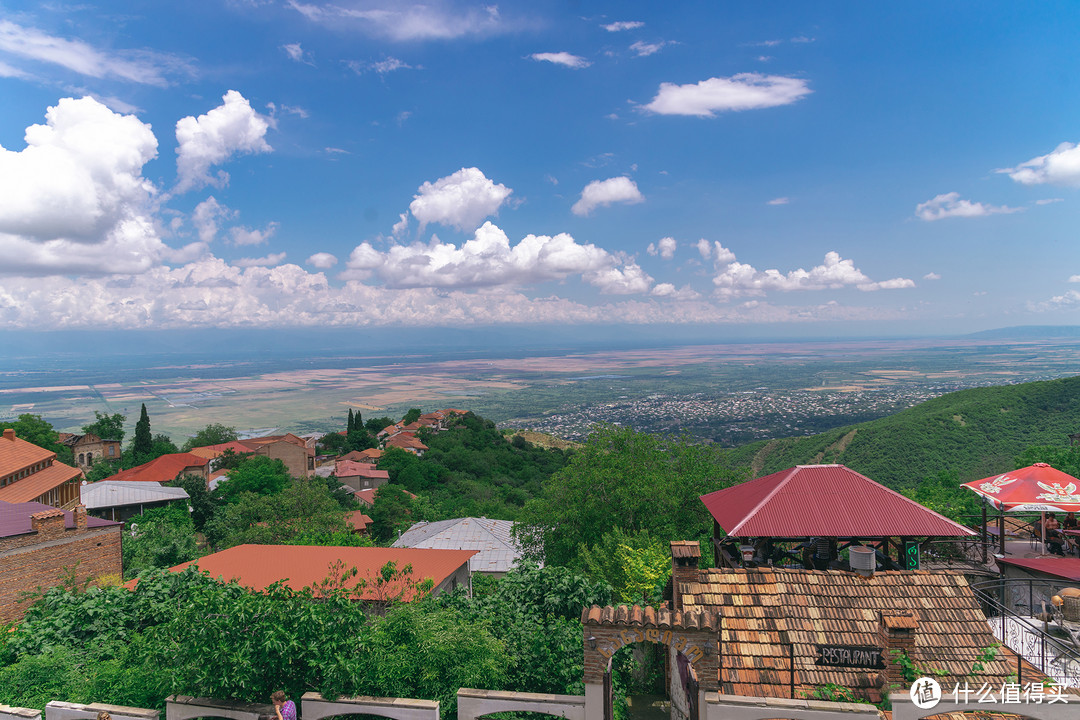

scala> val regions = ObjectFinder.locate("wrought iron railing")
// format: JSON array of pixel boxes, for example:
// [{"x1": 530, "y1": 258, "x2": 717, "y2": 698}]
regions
[{"x1": 971, "y1": 578, "x2": 1080, "y2": 688}]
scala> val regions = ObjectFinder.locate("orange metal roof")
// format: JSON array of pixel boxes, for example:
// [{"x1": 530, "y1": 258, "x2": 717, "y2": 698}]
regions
[
  {"x1": 700, "y1": 464, "x2": 976, "y2": 538},
  {"x1": 108, "y1": 453, "x2": 209, "y2": 484},
  {"x1": 162, "y1": 544, "x2": 475, "y2": 600}
]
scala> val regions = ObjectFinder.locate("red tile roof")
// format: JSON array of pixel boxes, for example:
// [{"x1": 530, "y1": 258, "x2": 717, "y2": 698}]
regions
[
  {"x1": 0, "y1": 499, "x2": 118, "y2": 538},
  {"x1": 159, "y1": 544, "x2": 475, "y2": 600},
  {"x1": 346, "y1": 510, "x2": 373, "y2": 533},
  {"x1": 0, "y1": 428, "x2": 55, "y2": 472},
  {"x1": 108, "y1": 453, "x2": 209, "y2": 484},
  {"x1": 0, "y1": 429, "x2": 83, "y2": 504},
  {"x1": 700, "y1": 464, "x2": 975, "y2": 538},
  {"x1": 383, "y1": 433, "x2": 428, "y2": 452},
  {"x1": 335, "y1": 460, "x2": 389, "y2": 480},
  {"x1": 187, "y1": 441, "x2": 253, "y2": 459},
  {"x1": 996, "y1": 557, "x2": 1080, "y2": 582}
]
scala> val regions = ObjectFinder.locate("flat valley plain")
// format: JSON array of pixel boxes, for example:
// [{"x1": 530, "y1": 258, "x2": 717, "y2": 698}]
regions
[{"x1": 2, "y1": 333, "x2": 1080, "y2": 446}]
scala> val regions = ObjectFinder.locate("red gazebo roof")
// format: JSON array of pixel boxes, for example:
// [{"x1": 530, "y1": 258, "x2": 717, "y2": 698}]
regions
[{"x1": 700, "y1": 464, "x2": 975, "y2": 538}]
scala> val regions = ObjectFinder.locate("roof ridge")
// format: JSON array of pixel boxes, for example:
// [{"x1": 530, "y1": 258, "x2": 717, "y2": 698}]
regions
[{"x1": 727, "y1": 467, "x2": 798, "y2": 536}]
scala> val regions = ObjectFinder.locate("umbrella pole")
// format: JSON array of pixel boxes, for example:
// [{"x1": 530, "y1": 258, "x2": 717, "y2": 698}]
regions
[
  {"x1": 1042, "y1": 510, "x2": 1047, "y2": 556},
  {"x1": 999, "y1": 508, "x2": 1005, "y2": 556}
]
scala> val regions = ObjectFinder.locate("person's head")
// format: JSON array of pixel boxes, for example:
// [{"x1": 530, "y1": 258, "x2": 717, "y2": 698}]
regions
[
  {"x1": 97, "y1": 712, "x2": 111, "y2": 720},
  {"x1": 1048, "y1": 512, "x2": 1056, "y2": 519},
  {"x1": 271, "y1": 691, "x2": 287, "y2": 706}
]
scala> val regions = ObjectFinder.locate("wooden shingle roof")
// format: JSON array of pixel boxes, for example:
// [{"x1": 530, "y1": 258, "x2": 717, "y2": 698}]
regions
[{"x1": 678, "y1": 568, "x2": 1031, "y2": 703}]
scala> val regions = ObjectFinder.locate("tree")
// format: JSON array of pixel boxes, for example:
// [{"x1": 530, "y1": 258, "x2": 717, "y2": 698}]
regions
[
  {"x1": 366, "y1": 416, "x2": 395, "y2": 434},
  {"x1": 578, "y1": 528, "x2": 672, "y2": 603},
  {"x1": 210, "y1": 448, "x2": 253, "y2": 472},
  {"x1": 514, "y1": 424, "x2": 743, "y2": 567},
  {"x1": 347, "y1": 409, "x2": 355, "y2": 434},
  {"x1": 181, "y1": 423, "x2": 239, "y2": 452},
  {"x1": 402, "y1": 408, "x2": 422, "y2": 425},
  {"x1": 85, "y1": 459, "x2": 121, "y2": 482},
  {"x1": 213, "y1": 455, "x2": 291, "y2": 503},
  {"x1": 369, "y1": 484, "x2": 418, "y2": 542},
  {"x1": 82, "y1": 411, "x2": 125, "y2": 443},
  {"x1": 123, "y1": 504, "x2": 202, "y2": 579},
  {"x1": 132, "y1": 404, "x2": 152, "y2": 460},
  {"x1": 3, "y1": 414, "x2": 74, "y2": 465},
  {"x1": 172, "y1": 473, "x2": 216, "y2": 533}
]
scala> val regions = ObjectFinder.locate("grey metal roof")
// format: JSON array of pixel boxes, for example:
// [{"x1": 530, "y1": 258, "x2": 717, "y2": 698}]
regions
[
  {"x1": 392, "y1": 517, "x2": 528, "y2": 574},
  {"x1": 79, "y1": 480, "x2": 190, "y2": 510}
]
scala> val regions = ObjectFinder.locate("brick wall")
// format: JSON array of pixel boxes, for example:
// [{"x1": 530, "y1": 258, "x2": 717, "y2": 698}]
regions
[
  {"x1": 583, "y1": 624, "x2": 719, "y2": 690},
  {"x1": 0, "y1": 519, "x2": 122, "y2": 624},
  {"x1": 878, "y1": 610, "x2": 918, "y2": 688}
]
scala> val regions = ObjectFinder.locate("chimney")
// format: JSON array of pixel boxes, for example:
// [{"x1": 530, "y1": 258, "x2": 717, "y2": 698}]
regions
[
  {"x1": 73, "y1": 504, "x2": 88, "y2": 530},
  {"x1": 670, "y1": 540, "x2": 701, "y2": 611},
  {"x1": 3, "y1": 428, "x2": 14, "y2": 441},
  {"x1": 878, "y1": 611, "x2": 919, "y2": 687},
  {"x1": 30, "y1": 509, "x2": 67, "y2": 537}
]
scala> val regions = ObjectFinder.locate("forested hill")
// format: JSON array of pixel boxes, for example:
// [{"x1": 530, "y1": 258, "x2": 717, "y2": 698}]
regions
[{"x1": 724, "y1": 374, "x2": 1080, "y2": 489}]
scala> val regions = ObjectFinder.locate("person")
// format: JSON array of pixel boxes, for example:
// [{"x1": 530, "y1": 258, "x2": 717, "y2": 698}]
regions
[
  {"x1": 271, "y1": 691, "x2": 296, "y2": 720},
  {"x1": 97, "y1": 713, "x2": 111, "y2": 720},
  {"x1": 1044, "y1": 513, "x2": 1065, "y2": 556},
  {"x1": 1063, "y1": 512, "x2": 1078, "y2": 554}
]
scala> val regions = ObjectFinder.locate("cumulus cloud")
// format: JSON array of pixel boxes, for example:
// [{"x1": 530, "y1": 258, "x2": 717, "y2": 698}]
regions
[
  {"x1": 710, "y1": 249, "x2": 914, "y2": 299},
  {"x1": 767, "y1": 197, "x2": 790, "y2": 205},
  {"x1": 408, "y1": 167, "x2": 512, "y2": 232},
  {"x1": 924, "y1": 272, "x2": 941, "y2": 280},
  {"x1": 230, "y1": 222, "x2": 279, "y2": 246},
  {"x1": 234, "y1": 252, "x2": 286, "y2": 267},
  {"x1": 0, "y1": 96, "x2": 173, "y2": 276},
  {"x1": 642, "y1": 73, "x2": 811, "y2": 116},
  {"x1": 585, "y1": 263, "x2": 653, "y2": 295},
  {"x1": 530, "y1": 52, "x2": 590, "y2": 69},
  {"x1": 307, "y1": 252, "x2": 337, "y2": 269},
  {"x1": 341, "y1": 221, "x2": 632, "y2": 291},
  {"x1": 174, "y1": 90, "x2": 272, "y2": 193},
  {"x1": 0, "y1": 20, "x2": 187, "y2": 86},
  {"x1": 191, "y1": 197, "x2": 234, "y2": 244},
  {"x1": 288, "y1": 1, "x2": 505, "y2": 41},
  {"x1": 696, "y1": 239, "x2": 735, "y2": 262},
  {"x1": 1003, "y1": 141, "x2": 1080, "y2": 186},
  {"x1": 572, "y1": 177, "x2": 644, "y2": 216},
  {"x1": 1029, "y1": 290, "x2": 1080, "y2": 312},
  {"x1": 651, "y1": 283, "x2": 700, "y2": 300},
  {"x1": 603, "y1": 21, "x2": 644, "y2": 32},
  {"x1": 914, "y1": 192, "x2": 1022, "y2": 221},
  {"x1": 647, "y1": 236, "x2": 677, "y2": 259},
  {"x1": 1036, "y1": 198, "x2": 1063, "y2": 205}
]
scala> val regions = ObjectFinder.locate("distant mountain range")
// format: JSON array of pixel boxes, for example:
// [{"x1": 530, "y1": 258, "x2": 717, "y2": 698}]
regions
[{"x1": 725, "y1": 374, "x2": 1080, "y2": 489}]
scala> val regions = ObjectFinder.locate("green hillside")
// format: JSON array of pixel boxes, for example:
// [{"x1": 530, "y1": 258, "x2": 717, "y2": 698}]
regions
[{"x1": 725, "y1": 374, "x2": 1080, "y2": 488}]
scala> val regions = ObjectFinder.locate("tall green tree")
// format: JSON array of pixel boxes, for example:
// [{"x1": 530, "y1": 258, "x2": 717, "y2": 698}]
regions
[
  {"x1": 132, "y1": 404, "x2": 153, "y2": 460},
  {"x1": 181, "y1": 423, "x2": 238, "y2": 452},
  {"x1": 213, "y1": 455, "x2": 291, "y2": 503},
  {"x1": 82, "y1": 411, "x2": 125, "y2": 443},
  {"x1": 347, "y1": 409, "x2": 355, "y2": 434},
  {"x1": 514, "y1": 424, "x2": 743, "y2": 567},
  {"x1": 402, "y1": 408, "x2": 422, "y2": 425}
]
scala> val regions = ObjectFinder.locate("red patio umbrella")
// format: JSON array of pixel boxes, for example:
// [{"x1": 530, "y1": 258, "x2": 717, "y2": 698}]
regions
[{"x1": 962, "y1": 462, "x2": 1080, "y2": 554}]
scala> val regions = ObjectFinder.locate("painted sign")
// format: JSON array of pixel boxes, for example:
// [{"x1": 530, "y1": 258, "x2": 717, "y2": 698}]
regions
[{"x1": 815, "y1": 644, "x2": 885, "y2": 669}]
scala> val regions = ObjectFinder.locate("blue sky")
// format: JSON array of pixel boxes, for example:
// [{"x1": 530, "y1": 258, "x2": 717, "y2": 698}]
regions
[{"x1": 1, "y1": 1, "x2": 1079, "y2": 334}]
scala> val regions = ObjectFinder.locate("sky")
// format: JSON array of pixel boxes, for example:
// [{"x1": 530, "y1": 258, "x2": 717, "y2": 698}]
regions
[{"x1": 1, "y1": 1, "x2": 1079, "y2": 336}]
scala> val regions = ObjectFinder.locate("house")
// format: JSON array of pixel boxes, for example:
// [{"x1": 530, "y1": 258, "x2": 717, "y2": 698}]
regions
[
  {"x1": 57, "y1": 432, "x2": 122, "y2": 472},
  {"x1": 107, "y1": 452, "x2": 209, "y2": 486},
  {"x1": 0, "y1": 428, "x2": 84, "y2": 508},
  {"x1": 393, "y1": 517, "x2": 531, "y2": 577},
  {"x1": 340, "y1": 448, "x2": 382, "y2": 463},
  {"x1": 346, "y1": 510, "x2": 373, "y2": 535},
  {"x1": 151, "y1": 544, "x2": 475, "y2": 601},
  {"x1": 0, "y1": 501, "x2": 121, "y2": 623},
  {"x1": 382, "y1": 432, "x2": 428, "y2": 456},
  {"x1": 190, "y1": 433, "x2": 315, "y2": 478},
  {"x1": 80, "y1": 480, "x2": 190, "y2": 522},
  {"x1": 334, "y1": 459, "x2": 389, "y2": 492},
  {"x1": 353, "y1": 486, "x2": 417, "y2": 506},
  {"x1": 667, "y1": 541, "x2": 1038, "y2": 703}
]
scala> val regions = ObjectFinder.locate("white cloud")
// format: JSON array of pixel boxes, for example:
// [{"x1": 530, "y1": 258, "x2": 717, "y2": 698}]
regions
[
  {"x1": 647, "y1": 236, "x2": 677, "y2": 259},
  {"x1": 0, "y1": 20, "x2": 187, "y2": 86},
  {"x1": 374, "y1": 57, "x2": 412, "y2": 74},
  {"x1": 282, "y1": 42, "x2": 314, "y2": 65},
  {"x1": 234, "y1": 252, "x2": 286, "y2": 267},
  {"x1": 230, "y1": 221, "x2": 279, "y2": 246},
  {"x1": 1003, "y1": 142, "x2": 1080, "y2": 186},
  {"x1": 288, "y1": 1, "x2": 505, "y2": 41},
  {"x1": 642, "y1": 73, "x2": 811, "y2": 117},
  {"x1": 0, "y1": 96, "x2": 171, "y2": 276},
  {"x1": 1036, "y1": 198, "x2": 1063, "y2": 205},
  {"x1": 585, "y1": 263, "x2": 653, "y2": 295},
  {"x1": 914, "y1": 192, "x2": 1022, "y2": 221},
  {"x1": 696, "y1": 239, "x2": 735, "y2": 262},
  {"x1": 923, "y1": 272, "x2": 941, "y2": 281},
  {"x1": 710, "y1": 249, "x2": 914, "y2": 299},
  {"x1": 572, "y1": 176, "x2": 644, "y2": 216},
  {"x1": 651, "y1": 283, "x2": 700, "y2": 300},
  {"x1": 767, "y1": 197, "x2": 790, "y2": 205},
  {"x1": 191, "y1": 197, "x2": 234, "y2": 243},
  {"x1": 530, "y1": 52, "x2": 590, "y2": 69},
  {"x1": 343, "y1": 221, "x2": 629, "y2": 290},
  {"x1": 1029, "y1": 290, "x2": 1080, "y2": 312},
  {"x1": 0, "y1": 59, "x2": 30, "y2": 78},
  {"x1": 307, "y1": 252, "x2": 337, "y2": 269},
  {"x1": 174, "y1": 90, "x2": 272, "y2": 193},
  {"x1": 630, "y1": 41, "x2": 667, "y2": 57},
  {"x1": 603, "y1": 21, "x2": 644, "y2": 32},
  {"x1": 408, "y1": 167, "x2": 512, "y2": 232},
  {"x1": 391, "y1": 212, "x2": 409, "y2": 237}
]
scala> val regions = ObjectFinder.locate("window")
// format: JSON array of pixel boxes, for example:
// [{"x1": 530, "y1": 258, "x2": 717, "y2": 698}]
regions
[{"x1": 108, "y1": 446, "x2": 115, "y2": 457}]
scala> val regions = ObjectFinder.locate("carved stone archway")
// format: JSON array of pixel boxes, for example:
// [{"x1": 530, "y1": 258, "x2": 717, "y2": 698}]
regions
[{"x1": 582, "y1": 605, "x2": 720, "y2": 720}]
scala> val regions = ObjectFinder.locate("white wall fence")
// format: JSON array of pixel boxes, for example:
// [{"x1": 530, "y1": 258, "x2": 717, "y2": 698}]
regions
[
  {"x1": 45, "y1": 703, "x2": 158, "y2": 720},
  {"x1": 456, "y1": 688, "x2": 585, "y2": 720},
  {"x1": 0, "y1": 705, "x2": 41, "y2": 720},
  {"x1": 703, "y1": 693, "x2": 880, "y2": 720},
  {"x1": 165, "y1": 696, "x2": 273, "y2": 720},
  {"x1": 301, "y1": 692, "x2": 439, "y2": 720}
]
